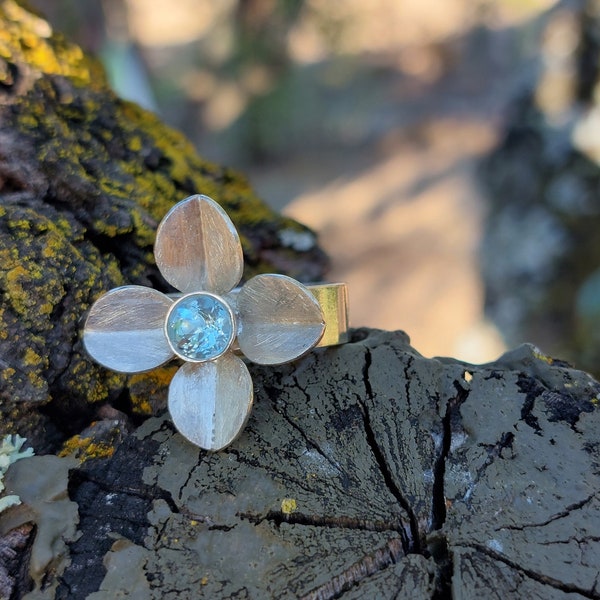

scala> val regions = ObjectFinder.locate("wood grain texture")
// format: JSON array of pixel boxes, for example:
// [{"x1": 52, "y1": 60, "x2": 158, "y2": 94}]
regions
[{"x1": 40, "y1": 329, "x2": 599, "y2": 600}]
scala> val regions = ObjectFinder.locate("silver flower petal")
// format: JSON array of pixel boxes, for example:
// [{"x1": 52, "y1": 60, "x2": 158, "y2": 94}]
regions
[
  {"x1": 168, "y1": 354, "x2": 254, "y2": 451},
  {"x1": 83, "y1": 285, "x2": 174, "y2": 373},
  {"x1": 154, "y1": 194, "x2": 244, "y2": 295},
  {"x1": 236, "y1": 274, "x2": 325, "y2": 365}
]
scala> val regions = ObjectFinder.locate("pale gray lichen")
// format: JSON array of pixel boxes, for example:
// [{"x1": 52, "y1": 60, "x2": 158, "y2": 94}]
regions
[
  {"x1": 278, "y1": 228, "x2": 317, "y2": 252},
  {"x1": 0, "y1": 434, "x2": 34, "y2": 512},
  {"x1": 5, "y1": 454, "x2": 79, "y2": 598}
]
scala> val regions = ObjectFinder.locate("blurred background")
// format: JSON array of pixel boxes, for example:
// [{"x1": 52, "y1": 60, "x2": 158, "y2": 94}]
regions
[{"x1": 29, "y1": 0, "x2": 600, "y2": 373}]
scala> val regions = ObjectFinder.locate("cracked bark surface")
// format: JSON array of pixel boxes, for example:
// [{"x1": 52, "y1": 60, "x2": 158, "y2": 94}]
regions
[{"x1": 47, "y1": 329, "x2": 600, "y2": 600}]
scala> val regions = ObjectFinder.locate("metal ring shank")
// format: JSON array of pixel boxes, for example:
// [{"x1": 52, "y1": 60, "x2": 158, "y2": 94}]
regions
[{"x1": 306, "y1": 283, "x2": 349, "y2": 347}]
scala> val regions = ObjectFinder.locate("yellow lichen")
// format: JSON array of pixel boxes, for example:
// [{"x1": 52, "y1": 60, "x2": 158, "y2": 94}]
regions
[
  {"x1": 58, "y1": 434, "x2": 116, "y2": 462},
  {"x1": 281, "y1": 498, "x2": 297, "y2": 515},
  {"x1": 4, "y1": 260, "x2": 62, "y2": 320},
  {"x1": 133, "y1": 397, "x2": 152, "y2": 416},
  {"x1": 533, "y1": 349, "x2": 554, "y2": 365},
  {"x1": 128, "y1": 365, "x2": 177, "y2": 416},
  {"x1": 38, "y1": 302, "x2": 53, "y2": 315},
  {"x1": 41, "y1": 230, "x2": 66, "y2": 258},
  {"x1": 128, "y1": 135, "x2": 142, "y2": 152},
  {"x1": 33, "y1": 373, "x2": 46, "y2": 389},
  {"x1": 23, "y1": 347, "x2": 43, "y2": 367},
  {"x1": 0, "y1": 0, "x2": 96, "y2": 85},
  {"x1": 6, "y1": 264, "x2": 28, "y2": 282},
  {"x1": 0, "y1": 248, "x2": 15, "y2": 268}
]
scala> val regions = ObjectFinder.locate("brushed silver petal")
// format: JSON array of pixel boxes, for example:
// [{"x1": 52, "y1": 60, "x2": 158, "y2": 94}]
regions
[
  {"x1": 83, "y1": 285, "x2": 174, "y2": 373},
  {"x1": 168, "y1": 354, "x2": 254, "y2": 451},
  {"x1": 154, "y1": 195, "x2": 243, "y2": 295},
  {"x1": 237, "y1": 274, "x2": 325, "y2": 365}
]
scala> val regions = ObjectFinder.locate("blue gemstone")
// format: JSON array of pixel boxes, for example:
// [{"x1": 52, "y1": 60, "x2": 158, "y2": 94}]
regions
[{"x1": 166, "y1": 293, "x2": 234, "y2": 361}]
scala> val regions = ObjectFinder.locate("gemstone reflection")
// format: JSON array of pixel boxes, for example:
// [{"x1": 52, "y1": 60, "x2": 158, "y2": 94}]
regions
[{"x1": 166, "y1": 293, "x2": 234, "y2": 361}]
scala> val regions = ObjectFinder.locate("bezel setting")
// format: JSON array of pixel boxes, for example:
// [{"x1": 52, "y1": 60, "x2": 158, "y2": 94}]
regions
[{"x1": 164, "y1": 291, "x2": 236, "y2": 363}]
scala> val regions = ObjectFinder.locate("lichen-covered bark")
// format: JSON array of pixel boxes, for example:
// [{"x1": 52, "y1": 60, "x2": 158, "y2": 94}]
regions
[
  {"x1": 35, "y1": 330, "x2": 598, "y2": 600},
  {"x1": 0, "y1": 1, "x2": 327, "y2": 451}
]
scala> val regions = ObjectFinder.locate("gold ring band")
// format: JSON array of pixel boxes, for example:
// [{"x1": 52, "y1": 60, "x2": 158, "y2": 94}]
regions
[{"x1": 307, "y1": 283, "x2": 349, "y2": 347}]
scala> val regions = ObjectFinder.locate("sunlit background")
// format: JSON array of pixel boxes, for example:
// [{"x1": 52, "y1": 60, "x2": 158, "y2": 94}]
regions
[{"x1": 31, "y1": 0, "x2": 600, "y2": 371}]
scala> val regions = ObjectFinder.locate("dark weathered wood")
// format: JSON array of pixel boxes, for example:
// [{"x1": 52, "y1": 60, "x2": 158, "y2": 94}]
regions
[{"x1": 9, "y1": 329, "x2": 593, "y2": 600}]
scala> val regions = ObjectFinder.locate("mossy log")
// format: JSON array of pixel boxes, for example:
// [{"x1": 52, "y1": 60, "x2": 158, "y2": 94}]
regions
[{"x1": 0, "y1": 4, "x2": 599, "y2": 600}]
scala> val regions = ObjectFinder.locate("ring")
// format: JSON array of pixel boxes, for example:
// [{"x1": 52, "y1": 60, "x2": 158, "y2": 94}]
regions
[{"x1": 82, "y1": 195, "x2": 349, "y2": 451}]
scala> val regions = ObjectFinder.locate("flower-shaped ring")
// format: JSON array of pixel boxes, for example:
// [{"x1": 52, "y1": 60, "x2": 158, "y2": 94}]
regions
[{"x1": 83, "y1": 195, "x2": 349, "y2": 451}]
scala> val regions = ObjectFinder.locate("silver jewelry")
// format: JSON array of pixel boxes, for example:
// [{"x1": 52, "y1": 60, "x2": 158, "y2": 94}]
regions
[{"x1": 82, "y1": 195, "x2": 349, "y2": 451}]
